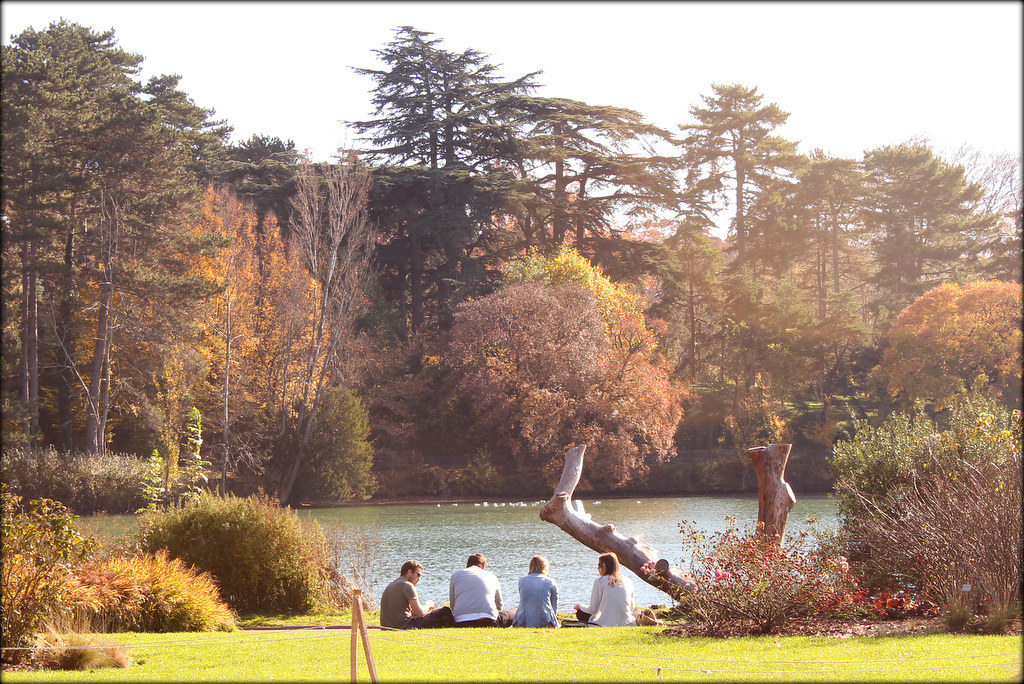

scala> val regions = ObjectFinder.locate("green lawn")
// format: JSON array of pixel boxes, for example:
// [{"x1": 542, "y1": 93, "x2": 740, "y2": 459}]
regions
[{"x1": 4, "y1": 626, "x2": 1020, "y2": 682}]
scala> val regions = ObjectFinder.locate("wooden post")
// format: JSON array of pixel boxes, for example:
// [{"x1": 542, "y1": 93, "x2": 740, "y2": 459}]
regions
[
  {"x1": 350, "y1": 590, "x2": 359, "y2": 682},
  {"x1": 353, "y1": 589, "x2": 378, "y2": 683},
  {"x1": 748, "y1": 443, "x2": 796, "y2": 546}
]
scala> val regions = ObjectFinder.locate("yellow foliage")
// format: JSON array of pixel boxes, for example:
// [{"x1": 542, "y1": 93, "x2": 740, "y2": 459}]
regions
[
  {"x1": 188, "y1": 186, "x2": 318, "y2": 433},
  {"x1": 503, "y1": 245, "x2": 644, "y2": 344}
]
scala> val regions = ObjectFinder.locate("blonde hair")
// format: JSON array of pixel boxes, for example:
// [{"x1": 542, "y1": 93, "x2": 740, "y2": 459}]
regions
[
  {"x1": 528, "y1": 555, "x2": 549, "y2": 575},
  {"x1": 598, "y1": 553, "x2": 623, "y2": 587}
]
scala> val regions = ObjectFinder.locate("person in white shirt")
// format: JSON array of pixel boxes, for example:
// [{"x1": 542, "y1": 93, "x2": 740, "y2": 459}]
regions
[
  {"x1": 449, "y1": 553, "x2": 515, "y2": 627},
  {"x1": 574, "y1": 552, "x2": 637, "y2": 627}
]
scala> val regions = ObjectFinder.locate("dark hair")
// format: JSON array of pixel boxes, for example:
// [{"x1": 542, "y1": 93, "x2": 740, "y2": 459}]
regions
[
  {"x1": 598, "y1": 552, "x2": 623, "y2": 586},
  {"x1": 467, "y1": 553, "x2": 487, "y2": 568},
  {"x1": 401, "y1": 560, "x2": 424, "y2": 576}
]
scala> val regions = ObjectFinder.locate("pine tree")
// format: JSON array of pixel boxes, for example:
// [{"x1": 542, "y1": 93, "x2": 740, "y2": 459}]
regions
[
  {"x1": 862, "y1": 143, "x2": 997, "y2": 318},
  {"x1": 213, "y1": 134, "x2": 300, "y2": 237},
  {"x1": 351, "y1": 26, "x2": 537, "y2": 334},
  {"x1": 509, "y1": 96, "x2": 682, "y2": 250},
  {"x1": 678, "y1": 83, "x2": 802, "y2": 268},
  {"x1": 791, "y1": 150, "x2": 869, "y2": 319}
]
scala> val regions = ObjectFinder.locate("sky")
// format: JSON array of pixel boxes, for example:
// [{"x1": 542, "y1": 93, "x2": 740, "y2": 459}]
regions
[{"x1": 3, "y1": 1, "x2": 1022, "y2": 167}]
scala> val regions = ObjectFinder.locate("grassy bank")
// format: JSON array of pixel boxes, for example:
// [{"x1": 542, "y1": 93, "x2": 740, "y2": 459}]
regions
[{"x1": 4, "y1": 626, "x2": 1019, "y2": 682}]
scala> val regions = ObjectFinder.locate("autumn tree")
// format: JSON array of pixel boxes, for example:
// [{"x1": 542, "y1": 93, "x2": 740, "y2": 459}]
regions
[
  {"x1": 444, "y1": 247, "x2": 684, "y2": 491},
  {"x1": 188, "y1": 187, "x2": 269, "y2": 492},
  {"x1": 874, "y1": 280, "x2": 1022, "y2": 411}
]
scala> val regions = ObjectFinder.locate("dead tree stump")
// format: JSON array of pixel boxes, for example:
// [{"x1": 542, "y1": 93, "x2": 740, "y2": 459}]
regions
[
  {"x1": 540, "y1": 445, "x2": 696, "y2": 600},
  {"x1": 748, "y1": 443, "x2": 796, "y2": 545}
]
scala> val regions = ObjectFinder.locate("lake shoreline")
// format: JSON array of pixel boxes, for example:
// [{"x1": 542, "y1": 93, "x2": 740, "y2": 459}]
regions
[{"x1": 296, "y1": 491, "x2": 784, "y2": 509}]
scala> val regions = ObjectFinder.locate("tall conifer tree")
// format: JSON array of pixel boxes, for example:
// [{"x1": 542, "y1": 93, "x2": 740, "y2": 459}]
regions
[
  {"x1": 862, "y1": 143, "x2": 996, "y2": 318},
  {"x1": 351, "y1": 26, "x2": 537, "y2": 334},
  {"x1": 678, "y1": 84, "x2": 802, "y2": 269}
]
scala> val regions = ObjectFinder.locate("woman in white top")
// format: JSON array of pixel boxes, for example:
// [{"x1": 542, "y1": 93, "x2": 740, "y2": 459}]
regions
[{"x1": 574, "y1": 552, "x2": 636, "y2": 627}]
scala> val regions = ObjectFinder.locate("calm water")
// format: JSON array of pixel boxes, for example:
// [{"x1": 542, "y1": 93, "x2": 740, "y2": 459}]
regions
[{"x1": 76, "y1": 494, "x2": 838, "y2": 608}]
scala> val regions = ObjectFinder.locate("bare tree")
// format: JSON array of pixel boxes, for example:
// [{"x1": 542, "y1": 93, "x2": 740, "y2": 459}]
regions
[
  {"x1": 950, "y1": 145, "x2": 1023, "y2": 281},
  {"x1": 278, "y1": 155, "x2": 377, "y2": 506}
]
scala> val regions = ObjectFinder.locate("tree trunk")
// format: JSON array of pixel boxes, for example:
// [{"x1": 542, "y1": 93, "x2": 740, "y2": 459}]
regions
[
  {"x1": 222, "y1": 299, "x2": 232, "y2": 496},
  {"x1": 540, "y1": 445, "x2": 696, "y2": 600},
  {"x1": 21, "y1": 239, "x2": 40, "y2": 436},
  {"x1": 56, "y1": 228, "x2": 77, "y2": 452},
  {"x1": 410, "y1": 229, "x2": 423, "y2": 333},
  {"x1": 830, "y1": 215, "x2": 842, "y2": 295},
  {"x1": 397, "y1": 255, "x2": 409, "y2": 342},
  {"x1": 552, "y1": 128, "x2": 568, "y2": 246},
  {"x1": 748, "y1": 443, "x2": 796, "y2": 545},
  {"x1": 84, "y1": 279, "x2": 112, "y2": 454},
  {"x1": 687, "y1": 284, "x2": 697, "y2": 383},
  {"x1": 734, "y1": 161, "x2": 746, "y2": 264}
]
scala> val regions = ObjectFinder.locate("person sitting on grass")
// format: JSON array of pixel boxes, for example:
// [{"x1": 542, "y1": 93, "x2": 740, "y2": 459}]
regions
[
  {"x1": 449, "y1": 553, "x2": 515, "y2": 627},
  {"x1": 572, "y1": 552, "x2": 664, "y2": 627},
  {"x1": 512, "y1": 555, "x2": 559, "y2": 628},
  {"x1": 574, "y1": 552, "x2": 637, "y2": 626},
  {"x1": 380, "y1": 560, "x2": 454, "y2": 629}
]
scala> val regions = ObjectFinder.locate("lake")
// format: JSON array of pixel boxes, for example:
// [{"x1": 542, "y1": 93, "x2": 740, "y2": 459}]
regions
[{"x1": 75, "y1": 494, "x2": 839, "y2": 609}]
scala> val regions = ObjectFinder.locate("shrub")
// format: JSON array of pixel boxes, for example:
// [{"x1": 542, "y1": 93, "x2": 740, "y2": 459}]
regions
[
  {"x1": 675, "y1": 517, "x2": 868, "y2": 635},
  {"x1": 137, "y1": 492, "x2": 350, "y2": 614},
  {"x1": 1, "y1": 447, "x2": 148, "y2": 514},
  {"x1": 1, "y1": 488, "x2": 95, "y2": 662},
  {"x1": 68, "y1": 550, "x2": 235, "y2": 632},
  {"x1": 832, "y1": 393, "x2": 1022, "y2": 615},
  {"x1": 34, "y1": 623, "x2": 133, "y2": 671},
  {"x1": 300, "y1": 388, "x2": 376, "y2": 503}
]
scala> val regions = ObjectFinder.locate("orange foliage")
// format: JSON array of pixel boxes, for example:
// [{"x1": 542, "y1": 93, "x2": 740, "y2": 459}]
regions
[
  {"x1": 446, "y1": 281, "x2": 685, "y2": 490},
  {"x1": 878, "y1": 280, "x2": 1022, "y2": 409},
  {"x1": 191, "y1": 186, "x2": 316, "y2": 442}
]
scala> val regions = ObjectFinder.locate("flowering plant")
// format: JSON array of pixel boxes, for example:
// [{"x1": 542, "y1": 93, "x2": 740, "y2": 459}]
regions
[
  {"x1": 641, "y1": 560, "x2": 658, "y2": 576},
  {"x1": 676, "y1": 517, "x2": 872, "y2": 635}
]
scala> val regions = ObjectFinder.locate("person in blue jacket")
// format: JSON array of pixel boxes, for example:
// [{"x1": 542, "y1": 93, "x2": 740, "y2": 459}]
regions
[{"x1": 512, "y1": 555, "x2": 559, "y2": 628}]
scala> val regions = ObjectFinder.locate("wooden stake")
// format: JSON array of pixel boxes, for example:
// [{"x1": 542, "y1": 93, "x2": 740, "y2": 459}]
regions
[
  {"x1": 351, "y1": 590, "x2": 359, "y2": 682},
  {"x1": 354, "y1": 589, "x2": 379, "y2": 683}
]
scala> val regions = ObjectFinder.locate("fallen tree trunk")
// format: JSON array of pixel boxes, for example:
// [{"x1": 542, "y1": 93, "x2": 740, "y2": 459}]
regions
[
  {"x1": 748, "y1": 443, "x2": 796, "y2": 545},
  {"x1": 540, "y1": 445, "x2": 696, "y2": 600}
]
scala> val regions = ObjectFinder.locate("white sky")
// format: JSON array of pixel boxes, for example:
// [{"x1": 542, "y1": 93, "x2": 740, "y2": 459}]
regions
[{"x1": 3, "y1": 1, "x2": 1022, "y2": 167}]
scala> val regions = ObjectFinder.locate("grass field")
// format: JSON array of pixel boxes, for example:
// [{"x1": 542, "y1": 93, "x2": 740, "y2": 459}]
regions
[{"x1": 3, "y1": 623, "x2": 1020, "y2": 682}]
